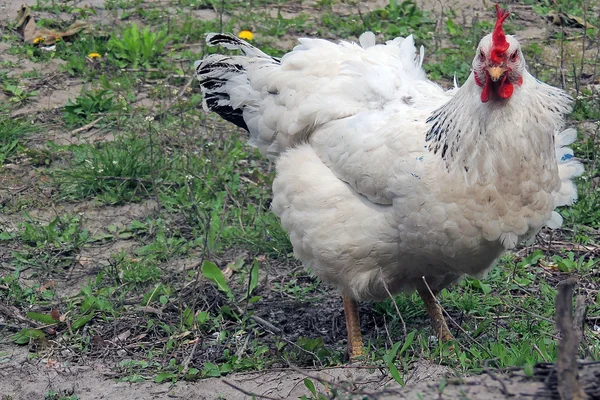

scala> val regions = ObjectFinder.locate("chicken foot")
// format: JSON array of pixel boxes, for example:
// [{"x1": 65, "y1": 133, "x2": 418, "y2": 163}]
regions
[
  {"x1": 416, "y1": 283, "x2": 454, "y2": 342},
  {"x1": 342, "y1": 295, "x2": 364, "y2": 360}
]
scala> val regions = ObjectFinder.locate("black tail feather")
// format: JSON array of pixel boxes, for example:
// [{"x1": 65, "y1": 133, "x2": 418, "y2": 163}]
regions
[
  {"x1": 195, "y1": 33, "x2": 279, "y2": 132},
  {"x1": 204, "y1": 92, "x2": 249, "y2": 131}
]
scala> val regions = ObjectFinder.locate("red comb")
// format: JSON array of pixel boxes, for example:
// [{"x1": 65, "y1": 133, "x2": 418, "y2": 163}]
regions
[{"x1": 490, "y1": 4, "x2": 510, "y2": 64}]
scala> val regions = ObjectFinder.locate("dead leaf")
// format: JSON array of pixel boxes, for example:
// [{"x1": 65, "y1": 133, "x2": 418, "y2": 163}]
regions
[
  {"x1": 92, "y1": 335, "x2": 107, "y2": 347},
  {"x1": 137, "y1": 306, "x2": 162, "y2": 315},
  {"x1": 15, "y1": 5, "x2": 92, "y2": 45},
  {"x1": 171, "y1": 331, "x2": 191, "y2": 340},
  {"x1": 547, "y1": 11, "x2": 595, "y2": 30},
  {"x1": 77, "y1": 256, "x2": 94, "y2": 266},
  {"x1": 591, "y1": 175, "x2": 600, "y2": 190},
  {"x1": 113, "y1": 330, "x2": 131, "y2": 342},
  {"x1": 39, "y1": 280, "x2": 56, "y2": 292},
  {"x1": 222, "y1": 265, "x2": 234, "y2": 280}
]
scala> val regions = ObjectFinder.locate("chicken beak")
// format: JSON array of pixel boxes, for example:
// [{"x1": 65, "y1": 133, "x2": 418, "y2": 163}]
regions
[{"x1": 487, "y1": 66, "x2": 507, "y2": 82}]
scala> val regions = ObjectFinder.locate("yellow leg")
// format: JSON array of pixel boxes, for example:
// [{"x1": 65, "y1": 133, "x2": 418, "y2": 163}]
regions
[
  {"x1": 342, "y1": 295, "x2": 364, "y2": 360},
  {"x1": 416, "y1": 285, "x2": 454, "y2": 342}
]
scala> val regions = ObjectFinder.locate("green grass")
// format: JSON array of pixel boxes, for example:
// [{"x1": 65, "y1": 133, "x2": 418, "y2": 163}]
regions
[
  {"x1": 321, "y1": 0, "x2": 435, "y2": 41},
  {"x1": 0, "y1": 110, "x2": 36, "y2": 164},
  {"x1": 52, "y1": 134, "x2": 166, "y2": 203},
  {"x1": 0, "y1": 0, "x2": 598, "y2": 397}
]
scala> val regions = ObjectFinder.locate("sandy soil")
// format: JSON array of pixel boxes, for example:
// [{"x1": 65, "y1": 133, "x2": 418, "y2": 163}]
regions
[{"x1": 3, "y1": 342, "x2": 598, "y2": 399}]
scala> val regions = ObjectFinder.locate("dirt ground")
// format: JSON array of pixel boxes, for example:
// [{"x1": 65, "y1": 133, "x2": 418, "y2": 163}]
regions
[
  {"x1": 3, "y1": 342, "x2": 599, "y2": 399},
  {"x1": 0, "y1": 0, "x2": 597, "y2": 399}
]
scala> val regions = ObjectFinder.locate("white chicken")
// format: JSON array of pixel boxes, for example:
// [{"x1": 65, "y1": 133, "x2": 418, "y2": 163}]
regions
[{"x1": 195, "y1": 6, "x2": 583, "y2": 359}]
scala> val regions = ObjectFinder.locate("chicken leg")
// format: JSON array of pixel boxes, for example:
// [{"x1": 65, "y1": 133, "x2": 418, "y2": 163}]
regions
[
  {"x1": 342, "y1": 295, "x2": 364, "y2": 360},
  {"x1": 416, "y1": 284, "x2": 454, "y2": 342}
]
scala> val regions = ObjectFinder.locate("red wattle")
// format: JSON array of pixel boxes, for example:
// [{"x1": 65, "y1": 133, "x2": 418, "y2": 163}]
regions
[
  {"x1": 498, "y1": 82, "x2": 514, "y2": 99},
  {"x1": 481, "y1": 75, "x2": 491, "y2": 103}
]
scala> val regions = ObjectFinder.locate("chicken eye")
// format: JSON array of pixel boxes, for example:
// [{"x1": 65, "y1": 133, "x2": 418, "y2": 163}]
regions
[
  {"x1": 510, "y1": 51, "x2": 518, "y2": 62},
  {"x1": 479, "y1": 51, "x2": 486, "y2": 62}
]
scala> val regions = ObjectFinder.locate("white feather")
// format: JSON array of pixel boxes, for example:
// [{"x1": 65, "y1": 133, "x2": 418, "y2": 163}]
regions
[
  {"x1": 546, "y1": 127, "x2": 584, "y2": 228},
  {"x1": 359, "y1": 32, "x2": 376, "y2": 49},
  {"x1": 196, "y1": 31, "x2": 582, "y2": 300}
]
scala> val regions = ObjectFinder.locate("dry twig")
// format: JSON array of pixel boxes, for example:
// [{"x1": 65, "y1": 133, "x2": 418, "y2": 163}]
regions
[
  {"x1": 69, "y1": 116, "x2": 104, "y2": 136},
  {"x1": 555, "y1": 278, "x2": 587, "y2": 400}
]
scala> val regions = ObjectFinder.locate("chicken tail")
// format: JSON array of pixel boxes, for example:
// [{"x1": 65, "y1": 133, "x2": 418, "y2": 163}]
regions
[
  {"x1": 547, "y1": 128, "x2": 584, "y2": 228},
  {"x1": 194, "y1": 34, "x2": 280, "y2": 134}
]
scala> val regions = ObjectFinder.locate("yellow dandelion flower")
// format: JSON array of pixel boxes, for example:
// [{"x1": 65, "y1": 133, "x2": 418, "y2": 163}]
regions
[
  {"x1": 33, "y1": 36, "x2": 44, "y2": 44},
  {"x1": 88, "y1": 52, "x2": 102, "y2": 59},
  {"x1": 238, "y1": 30, "x2": 254, "y2": 41}
]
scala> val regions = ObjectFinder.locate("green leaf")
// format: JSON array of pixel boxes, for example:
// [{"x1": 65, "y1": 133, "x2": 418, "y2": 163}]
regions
[
  {"x1": 72, "y1": 313, "x2": 94, "y2": 330},
  {"x1": 228, "y1": 257, "x2": 245, "y2": 272},
  {"x1": 81, "y1": 295, "x2": 96, "y2": 313},
  {"x1": 519, "y1": 250, "x2": 545, "y2": 267},
  {"x1": 384, "y1": 331, "x2": 416, "y2": 385},
  {"x1": 471, "y1": 279, "x2": 492, "y2": 294},
  {"x1": 12, "y1": 329, "x2": 46, "y2": 344},
  {"x1": 384, "y1": 341, "x2": 404, "y2": 384},
  {"x1": 304, "y1": 378, "x2": 317, "y2": 397},
  {"x1": 154, "y1": 372, "x2": 177, "y2": 383},
  {"x1": 201, "y1": 261, "x2": 234, "y2": 301},
  {"x1": 0, "y1": 231, "x2": 12, "y2": 241},
  {"x1": 387, "y1": 361, "x2": 404, "y2": 385},
  {"x1": 255, "y1": 345, "x2": 269, "y2": 356},
  {"x1": 219, "y1": 305, "x2": 238, "y2": 320},
  {"x1": 248, "y1": 296, "x2": 262, "y2": 304},
  {"x1": 89, "y1": 232, "x2": 114, "y2": 242},
  {"x1": 197, "y1": 311, "x2": 209, "y2": 324},
  {"x1": 202, "y1": 362, "x2": 221, "y2": 377},
  {"x1": 118, "y1": 231, "x2": 134, "y2": 239},
  {"x1": 248, "y1": 259, "x2": 259, "y2": 295},
  {"x1": 26, "y1": 311, "x2": 56, "y2": 324},
  {"x1": 129, "y1": 220, "x2": 146, "y2": 230},
  {"x1": 219, "y1": 363, "x2": 232, "y2": 374},
  {"x1": 398, "y1": 330, "x2": 416, "y2": 356},
  {"x1": 182, "y1": 307, "x2": 194, "y2": 329},
  {"x1": 524, "y1": 363, "x2": 534, "y2": 377}
]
